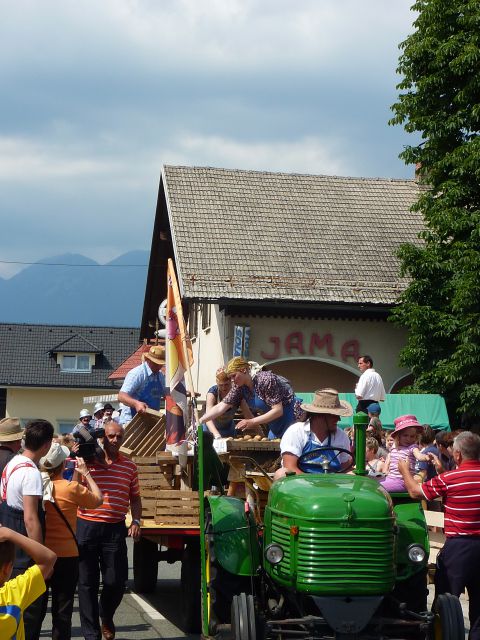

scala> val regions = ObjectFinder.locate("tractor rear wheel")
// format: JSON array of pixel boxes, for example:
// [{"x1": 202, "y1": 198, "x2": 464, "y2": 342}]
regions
[
  {"x1": 432, "y1": 593, "x2": 465, "y2": 640},
  {"x1": 231, "y1": 593, "x2": 257, "y2": 640}
]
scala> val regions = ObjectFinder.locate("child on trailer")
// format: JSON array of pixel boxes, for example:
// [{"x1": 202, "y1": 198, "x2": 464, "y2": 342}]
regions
[{"x1": 379, "y1": 415, "x2": 432, "y2": 492}]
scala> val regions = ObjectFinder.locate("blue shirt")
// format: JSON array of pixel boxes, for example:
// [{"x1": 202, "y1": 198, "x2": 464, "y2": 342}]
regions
[{"x1": 119, "y1": 362, "x2": 166, "y2": 424}]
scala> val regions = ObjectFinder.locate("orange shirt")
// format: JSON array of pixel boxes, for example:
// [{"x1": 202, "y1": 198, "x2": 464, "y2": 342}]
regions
[{"x1": 44, "y1": 479, "x2": 100, "y2": 557}]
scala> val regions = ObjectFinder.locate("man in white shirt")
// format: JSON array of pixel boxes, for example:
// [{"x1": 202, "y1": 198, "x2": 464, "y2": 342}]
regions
[
  {"x1": 354, "y1": 354, "x2": 386, "y2": 414},
  {"x1": 0, "y1": 418, "x2": 53, "y2": 640},
  {"x1": 275, "y1": 388, "x2": 353, "y2": 478}
]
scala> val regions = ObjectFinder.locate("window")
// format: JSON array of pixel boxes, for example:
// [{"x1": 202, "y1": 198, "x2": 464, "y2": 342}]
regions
[
  {"x1": 61, "y1": 354, "x2": 91, "y2": 372},
  {"x1": 201, "y1": 303, "x2": 211, "y2": 331},
  {"x1": 58, "y1": 421, "x2": 76, "y2": 434},
  {"x1": 189, "y1": 303, "x2": 198, "y2": 340}
]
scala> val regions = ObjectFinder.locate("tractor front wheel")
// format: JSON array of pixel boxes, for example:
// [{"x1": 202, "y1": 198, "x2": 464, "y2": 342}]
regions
[
  {"x1": 231, "y1": 593, "x2": 257, "y2": 640},
  {"x1": 431, "y1": 593, "x2": 464, "y2": 640}
]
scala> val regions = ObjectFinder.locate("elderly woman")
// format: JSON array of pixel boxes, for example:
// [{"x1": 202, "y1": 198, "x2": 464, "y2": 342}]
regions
[
  {"x1": 205, "y1": 367, "x2": 254, "y2": 439},
  {"x1": 201, "y1": 357, "x2": 304, "y2": 439}
]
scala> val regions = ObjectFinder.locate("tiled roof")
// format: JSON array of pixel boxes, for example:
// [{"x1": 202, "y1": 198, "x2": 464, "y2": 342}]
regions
[
  {"x1": 50, "y1": 334, "x2": 102, "y2": 354},
  {"x1": 162, "y1": 165, "x2": 424, "y2": 306},
  {"x1": 0, "y1": 323, "x2": 140, "y2": 388},
  {"x1": 109, "y1": 342, "x2": 163, "y2": 380}
]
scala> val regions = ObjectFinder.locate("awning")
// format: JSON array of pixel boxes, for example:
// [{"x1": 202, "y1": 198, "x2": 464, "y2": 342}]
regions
[{"x1": 296, "y1": 393, "x2": 450, "y2": 431}]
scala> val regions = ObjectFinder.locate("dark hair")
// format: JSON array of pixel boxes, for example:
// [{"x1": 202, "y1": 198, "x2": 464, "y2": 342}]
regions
[
  {"x1": 104, "y1": 403, "x2": 114, "y2": 411},
  {"x1": 420, "y1": 424, "x2": 435, "y2": 446},
  {"x1": 0, "y1": 540, "x2": 15, "y2": 570},
  {"x1": 435, "y1": 430, "x2": 454, "y2": 448},
  {"x1": 359, "y1": 355, "x2": 373, "y2": 367},
  {"x1": 24, "y1": 419, "x2": 54, "y2": 452}
]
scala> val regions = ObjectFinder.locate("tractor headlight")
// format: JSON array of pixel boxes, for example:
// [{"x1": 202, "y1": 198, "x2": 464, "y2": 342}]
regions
[
  {"x1": 265, "y1": 544, "x2": 284, "y2": 565},
  {"x1": 407, "y1": 544, "x2": 426, "y2": 564}
]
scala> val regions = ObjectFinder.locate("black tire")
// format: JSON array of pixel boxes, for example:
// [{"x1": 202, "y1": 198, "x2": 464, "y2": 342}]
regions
[
  {"x1": 133, "y1": 537, "x2": 158, "y2": 593},
  {"x1": 181, "y1": 540, "x2": 201, "y2": 633},
  {"x1": 206, "y1": 515, "x2": 252, "y2": 633},
  {"x1": 231, "y1": 593, "x2": 256, "y2": 640},
  {"x1": 432, "y1": 593, "x2": 465, "y2": 640}
]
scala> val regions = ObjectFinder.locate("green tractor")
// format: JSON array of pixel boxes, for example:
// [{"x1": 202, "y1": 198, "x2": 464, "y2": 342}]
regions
[{"x1": 197, "y1": 415, "x2": 464, "y2": 640}]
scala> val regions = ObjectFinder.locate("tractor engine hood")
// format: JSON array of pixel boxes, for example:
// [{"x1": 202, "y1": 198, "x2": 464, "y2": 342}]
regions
[{"x1": 268, "y1": 473, "x2": 394, "y2": 521}]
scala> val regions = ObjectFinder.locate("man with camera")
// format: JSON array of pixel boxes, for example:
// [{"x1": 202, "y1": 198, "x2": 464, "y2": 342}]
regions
[{"x1": 76, "y1": 421, "x2": 142, "y2": 640}]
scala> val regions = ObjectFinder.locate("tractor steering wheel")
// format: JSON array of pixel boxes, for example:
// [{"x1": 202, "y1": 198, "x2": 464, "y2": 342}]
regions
[{"x1": 297, "y1": 446, "x2": 355, "y2": 473}]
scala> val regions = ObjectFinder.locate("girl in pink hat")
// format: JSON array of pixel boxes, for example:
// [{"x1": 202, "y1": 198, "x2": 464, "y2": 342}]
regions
[{"x1": 379, "y1": 415, "x2": 433, "y2": 492}]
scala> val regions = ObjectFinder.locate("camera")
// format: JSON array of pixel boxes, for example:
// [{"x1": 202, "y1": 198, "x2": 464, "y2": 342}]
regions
[{"x1": 73, "y1": 426, "x2": 105, "y2": 462}]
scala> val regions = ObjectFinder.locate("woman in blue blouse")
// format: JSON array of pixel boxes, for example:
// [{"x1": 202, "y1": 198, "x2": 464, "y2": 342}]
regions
[{"x1": 204, "y1": 368, "x2": 253, "y2": 439}]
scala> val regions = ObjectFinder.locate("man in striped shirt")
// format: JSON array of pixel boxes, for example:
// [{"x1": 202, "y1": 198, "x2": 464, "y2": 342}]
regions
[
  {"x1": 77, "y1": 422, "x2": 142, "y2": 640},
  {"x1": 399, "y1": 431, "x2": 480, "y2": 640}
]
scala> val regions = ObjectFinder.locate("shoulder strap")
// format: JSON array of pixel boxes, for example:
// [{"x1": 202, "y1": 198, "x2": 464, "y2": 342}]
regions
[
  {"x1": 50, "y1": 486, "x2": 79, "y2": 551},
  {"x1": 1, "y1": 461, "x2": 36, "y2": 502}
]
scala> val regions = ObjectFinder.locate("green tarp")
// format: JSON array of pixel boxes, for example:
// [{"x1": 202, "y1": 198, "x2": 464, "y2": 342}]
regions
[{"x1": 297, "y1": 393, "x2": 450, "y2": 431}]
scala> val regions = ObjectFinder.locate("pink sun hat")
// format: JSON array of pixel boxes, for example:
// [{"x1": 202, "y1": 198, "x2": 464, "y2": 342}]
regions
[{"x1": 393, "y1": 414, "x2": 423, "y2": 434}]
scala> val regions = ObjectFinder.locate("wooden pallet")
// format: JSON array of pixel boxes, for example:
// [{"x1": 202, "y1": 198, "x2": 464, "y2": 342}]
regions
[
  {"x1": 120, "y1": 409, "x2": 166, "y2": 457},
  {"x1": 154, "y1": 489, "x2": 199, "y2": 526}
]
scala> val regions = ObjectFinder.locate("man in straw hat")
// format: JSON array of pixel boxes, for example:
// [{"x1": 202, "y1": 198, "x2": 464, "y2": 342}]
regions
[
  {"x1": 118, "y1": 345, "x2": 166, "y2": 425},
  {"x1": 274, "y1": 389, "x2": 353, "y2": 479},
  {"x1": 0, "y1": 418, "x2": 24, "y2": 476}
]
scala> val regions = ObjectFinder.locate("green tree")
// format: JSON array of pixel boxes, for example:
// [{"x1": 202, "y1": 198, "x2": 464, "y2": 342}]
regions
[{"x1": 389, "y1": 0, "x2": 480, "y2": 420}]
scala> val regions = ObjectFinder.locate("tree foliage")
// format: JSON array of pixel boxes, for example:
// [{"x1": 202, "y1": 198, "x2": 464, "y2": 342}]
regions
[{"x1": 389, "y1": 0, "x2": 480, "y2": 419}]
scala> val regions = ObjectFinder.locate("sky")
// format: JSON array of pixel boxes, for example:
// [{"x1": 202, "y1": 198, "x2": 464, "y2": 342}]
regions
[{"x1": 0, "y1": 0, "x2": 417, "y2": 279}]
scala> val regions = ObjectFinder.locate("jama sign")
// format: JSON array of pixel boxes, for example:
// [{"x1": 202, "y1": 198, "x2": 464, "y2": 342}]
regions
[{"x1": 260, "y1": 332, "x2": 360, "y2": 363}]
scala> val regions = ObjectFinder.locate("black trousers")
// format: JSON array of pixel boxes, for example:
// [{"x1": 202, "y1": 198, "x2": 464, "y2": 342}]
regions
[
  {"x1": 77, "y1": 519, "x2": 128, "y2": 640},
  {"x1": 435, "y1": 536, "x2": 480, "y2": 640},
  {"x1": 47, "y1": 556, "x2": 79, "y2": 640},
  {"x1": 0, "y1": 501, "x2": 48, "y2": 640},
  {"x1": 355, "y1": 399, "x2": 378, "y2": 414}
]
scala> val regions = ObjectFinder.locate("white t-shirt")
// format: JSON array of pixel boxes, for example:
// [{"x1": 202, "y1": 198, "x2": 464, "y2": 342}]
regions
[
  {"x1": 355, "y1": 368, "x2": 386, "y2": 401},
  {"x1": 1, "y1": 455, "x2": 42, "y2": 511},
  {"x1": 280, "y1": 420, "x2": 351, "y2": 461}
]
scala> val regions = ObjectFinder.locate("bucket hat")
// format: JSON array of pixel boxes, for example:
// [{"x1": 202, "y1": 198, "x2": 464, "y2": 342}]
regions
[
  {"x1": 40, "y1": 443, "x2": 70, "y2": 469},
  {"x1": 93, "y1": 402, "x2": 105, "y2": 415},
  {"x1": 300, "y1": 389, "x2": 352, "y2": 417},
  {"x1": 79, "y1": 409, "x2": 92, "y2": 419},
  {"x1": 142, "y1": 344, "x2": 165, "y2": 365},
  {"x1": 0, "y1": 417, "x2": 24, "y2": 442},
  {"x1": 393, "y1": 414, "x2": 422, "y2": 434},
  {"x1": 367, "y1": 402, "x2": 381, "y2": 415}
]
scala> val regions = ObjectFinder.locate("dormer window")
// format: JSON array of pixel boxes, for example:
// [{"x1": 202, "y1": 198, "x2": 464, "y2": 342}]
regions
[{"x1": 60, "y1": 354, "x2": 91, "y2": 372}]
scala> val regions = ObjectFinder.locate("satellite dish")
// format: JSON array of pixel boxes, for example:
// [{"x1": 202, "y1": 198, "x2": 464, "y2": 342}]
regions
[{"x1": 158, "y1": 299, "x2": 167, "y2": 326}]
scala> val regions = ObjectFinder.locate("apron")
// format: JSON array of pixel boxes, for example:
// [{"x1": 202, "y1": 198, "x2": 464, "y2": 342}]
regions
[
  {"x1": 130, "y1": 364, "x2": 164, "y2": 419},
  {"x1": 246, "y1": 393, "x2": 298, "y2": 439},
  {"x1": 298, "y1": 433, "x2": 341, "y2": 474}
]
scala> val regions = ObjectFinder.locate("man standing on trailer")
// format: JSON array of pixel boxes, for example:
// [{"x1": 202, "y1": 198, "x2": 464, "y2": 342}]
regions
[
  {"x1": 118, "y1": 345, "x2": 166, "y2": 425},
  {"x1": 354, "y1": 354, "x2": 386, "y2": 414}
]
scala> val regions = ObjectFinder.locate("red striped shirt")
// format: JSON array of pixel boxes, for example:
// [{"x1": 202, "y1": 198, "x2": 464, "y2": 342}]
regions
[
  {"x1": 78, "y1": 454, "x2": 140, "y2": 524},
  {"x1": 421, "y1": 460, "x2": 480, "y2": 537}
]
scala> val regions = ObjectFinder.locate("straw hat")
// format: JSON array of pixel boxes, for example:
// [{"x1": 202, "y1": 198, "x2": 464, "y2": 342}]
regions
[
  {"x1": 142, "y1": 345, "x2": 165, "y2": 365},
  {"x1": 40, "y1": 443, "x2": 70, "y2": 469},
  {"x1": 393, "y1": 414, "x2": 422, "y2": 434},
  {"x1": 0, "y1": 418, "x2": 24, "y2": 442},
  {"x1": 300, "y1": 389, "x2": 353, "y2": 417}
]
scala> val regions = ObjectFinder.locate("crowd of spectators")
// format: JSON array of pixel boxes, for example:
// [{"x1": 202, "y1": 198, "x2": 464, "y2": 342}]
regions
[{"x1": 0, "y1": 414, "x2": 141, "y2": 640}]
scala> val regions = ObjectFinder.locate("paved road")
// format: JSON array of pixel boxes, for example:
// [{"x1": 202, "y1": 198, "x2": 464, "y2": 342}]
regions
[{"x1": 40, "y1": 539, "x2": 197, "y2": 640}]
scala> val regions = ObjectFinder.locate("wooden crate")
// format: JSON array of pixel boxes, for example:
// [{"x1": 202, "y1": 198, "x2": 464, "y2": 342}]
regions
[
  {"x1": 154, "y1": 489, "x2": 199, "y2": 526},
  {"x1": 134, "y1": 455, "x2": 179, "y2": 521},
  {"x1": 120, "y1": 410, "x2": 166, "y2": 457}
]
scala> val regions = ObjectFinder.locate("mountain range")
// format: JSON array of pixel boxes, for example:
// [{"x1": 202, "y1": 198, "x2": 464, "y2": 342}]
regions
[{"x1": 0, "y1": 251, "x2": 150, "y2": 327}]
